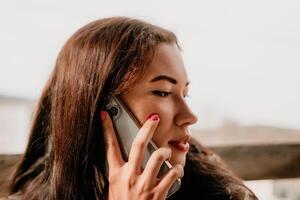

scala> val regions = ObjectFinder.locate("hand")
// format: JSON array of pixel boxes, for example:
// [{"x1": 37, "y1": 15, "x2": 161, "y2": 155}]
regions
[{"x1": 100, "y1": 111, "x2": 184, "y2": 200}]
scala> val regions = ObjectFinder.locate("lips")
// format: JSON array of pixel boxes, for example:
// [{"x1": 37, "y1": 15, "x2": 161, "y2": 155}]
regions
[{"x1": 169, "y1": 141, "x2": 190, "y2": 152}]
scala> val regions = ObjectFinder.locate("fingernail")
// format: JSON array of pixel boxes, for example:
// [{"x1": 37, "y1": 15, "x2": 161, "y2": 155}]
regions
[
  {"x1": 100, "y1": 111, "x2": 107, "y2": 120},
  {"x1": 148, "y1": 113, "x2": 159, "y2": 121}
]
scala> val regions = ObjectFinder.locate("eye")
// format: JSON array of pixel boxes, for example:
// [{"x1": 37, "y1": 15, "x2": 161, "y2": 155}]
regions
[{"x1": 152, "y1": 90, "x2": 172, "y2": 97}]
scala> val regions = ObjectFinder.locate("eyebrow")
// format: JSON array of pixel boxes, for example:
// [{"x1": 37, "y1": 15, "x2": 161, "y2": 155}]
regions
[{"x1": 150, "y1": 75, "x2": 190, "y2": 86}]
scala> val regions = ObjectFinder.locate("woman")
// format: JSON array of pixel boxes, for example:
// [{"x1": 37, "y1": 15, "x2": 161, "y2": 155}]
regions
[{"x1": 8, "y1": 17, "x2": 258, "y2": 199}]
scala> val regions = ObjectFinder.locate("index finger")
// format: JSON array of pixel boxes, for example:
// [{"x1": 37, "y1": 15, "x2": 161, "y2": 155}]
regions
[
  {"x1": 128, "y1": 114, "x2": 160, "y2": 172},
  {"x1": 100, "y1": 111, "x2": 125, "y2": 172}
]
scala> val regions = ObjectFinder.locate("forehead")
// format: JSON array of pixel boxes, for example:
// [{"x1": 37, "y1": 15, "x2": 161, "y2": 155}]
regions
[{"x1": 144, "y1": 43, "x2": 188, "y2": 81}]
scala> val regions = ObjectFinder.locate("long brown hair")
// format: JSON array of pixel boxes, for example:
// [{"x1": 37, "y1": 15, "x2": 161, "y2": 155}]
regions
[{"x1": 9, "y1": 17, "x2": 178, "y2": 200}]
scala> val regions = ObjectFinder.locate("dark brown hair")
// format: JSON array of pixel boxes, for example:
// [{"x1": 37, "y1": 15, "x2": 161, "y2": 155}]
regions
[{"x1": 9, "y1": 17, "x2": 178, "y2": 200}]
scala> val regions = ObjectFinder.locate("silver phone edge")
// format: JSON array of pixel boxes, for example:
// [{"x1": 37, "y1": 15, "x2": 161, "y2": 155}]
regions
[{"x1": 109, "y1": 96, "x2": 181, "y2": 197}]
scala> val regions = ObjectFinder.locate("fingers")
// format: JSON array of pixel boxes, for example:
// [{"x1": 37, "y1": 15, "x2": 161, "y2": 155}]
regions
[
  {"x1": 128, "y1": 114, "x2": 159, "y2": 173},
  {"x1": 100, "y1": 111, "x2": 125, "y2": 173},
  {"x1": 142, "y1": 147, "x2": 172, "y2": 185},
  {"x1": 156, "y1": 164, "x2": 183, "y2": 194}
]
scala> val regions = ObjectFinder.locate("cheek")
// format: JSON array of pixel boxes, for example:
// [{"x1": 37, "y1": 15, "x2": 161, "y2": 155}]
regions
[
  {"x1": 132, "y1": 99, "x2": 174, "y2": 124},
  {"x1": 136, "y1": 101, "x2": 175, "y2": 147},
  {"x1": 122, "y1": 94, "x2": 176, "y2": 147}
]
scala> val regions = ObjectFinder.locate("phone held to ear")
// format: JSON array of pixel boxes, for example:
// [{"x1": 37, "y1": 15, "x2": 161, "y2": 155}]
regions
[{"x1": 105, "y1": 96, "x2": 181, "y2": 198}]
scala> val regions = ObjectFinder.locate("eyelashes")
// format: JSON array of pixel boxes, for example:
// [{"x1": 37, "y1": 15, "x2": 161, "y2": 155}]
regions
[
  {"x1": 152, "y1": 90, "x2": 189, "y2": 98},
  {"x1": 152, "y1": 90, "x2": 172, "y2": 97}
]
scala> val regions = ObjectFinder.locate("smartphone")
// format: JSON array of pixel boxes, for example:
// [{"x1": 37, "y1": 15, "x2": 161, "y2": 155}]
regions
[{"x1": 105, "y1": 96, "x2": 181, "y2": 198}]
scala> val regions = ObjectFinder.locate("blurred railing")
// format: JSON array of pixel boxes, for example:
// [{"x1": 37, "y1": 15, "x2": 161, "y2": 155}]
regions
[
  {"x1": 1, "y1": 143, "x2": 300, "y2": 193},
  {"x1": 211, "y1": 143, "x2": 300, "y2": 180}
]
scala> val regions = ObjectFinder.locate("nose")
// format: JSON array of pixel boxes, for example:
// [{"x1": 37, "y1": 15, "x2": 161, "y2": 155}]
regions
[{"x1": 174, "y1": 99, "x2": 198, "y2": 127}]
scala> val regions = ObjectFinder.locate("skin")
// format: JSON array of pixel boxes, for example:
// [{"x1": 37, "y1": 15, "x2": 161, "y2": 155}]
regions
[
  {"x1": 121, "y1": 43, "x2": 198, "y2": 166},
  {"x1": 101, "y1": 43, "x2": 197, "y2": 200}
]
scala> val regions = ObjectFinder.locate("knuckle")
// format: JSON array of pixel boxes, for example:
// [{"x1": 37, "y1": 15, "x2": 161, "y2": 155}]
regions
[
  {"x1": 127, "y1": 176, "x2": 137, "y2": 189},
  {"x1": 169, "y1": 169, "x2": 177, "y2": 178},
  {"x1": 108, "y1": 176, "x2": 114, "y2": 183},
  {"x1": 142, "y1": 120, "x2": 156, "y2": 132},
  {"x1": 154, "y1": 148, "x2": 171, "y2": 162},
  {"x1": 119, "y1": 167, "x2": 136, "y2": 186},
  {"x1": 108, "y1": 172, "x2": 118, "y2": 183},
  {"x1": 155, "y1": 152, "x2": 166, "y2": 163},
  {"x1": 132, "y1": 139, "x2": 146, "y2": 150},
  {"x1": 171, "y1": 165, "x2": 183, "y2": 178},
  {"x1": 106, "y1": 120, "x2": 114, "y2": 130},
  {"x1": 102, "y1": 122, "x2": 114, "y2": 137},
  {"x1": 139, "y1": 179, "x2": 152, "y2": 193},
  {"x1": 177, "y1": 166, "x2": 184, "y2": 177},
  {"x1": 141, "y1": 125, "x2": 152, "y2": 135},
  {"x1": 106, "y1": 141, "x2": 118, "y2": 150},
  {"x1": 164, "y1": 147, "x2": 172, "y2": 159}
]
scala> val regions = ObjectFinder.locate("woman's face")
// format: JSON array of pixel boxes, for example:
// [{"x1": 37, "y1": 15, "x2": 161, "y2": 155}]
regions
[{"x1": 120, "y1": 43, "x2": 197, "y2": 167}]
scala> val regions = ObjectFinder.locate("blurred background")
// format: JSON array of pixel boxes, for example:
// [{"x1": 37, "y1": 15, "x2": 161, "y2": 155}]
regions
[{"x1": 0, "y1": 0, "x2": 299, "y2": 199}]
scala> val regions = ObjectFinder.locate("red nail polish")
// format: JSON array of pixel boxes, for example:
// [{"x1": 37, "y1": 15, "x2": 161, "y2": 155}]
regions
[
  {"x1": 100, "y1": 111, "x2": 107, "y2": 120},
  {"x1": 148, "y1": 113, "x2": 159, "y2": 121}
]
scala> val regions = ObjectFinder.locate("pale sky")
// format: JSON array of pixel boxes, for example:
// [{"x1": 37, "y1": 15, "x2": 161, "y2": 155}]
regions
[{"x1": 0, "y1": 0, "x2": 299, "y2": 129}]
